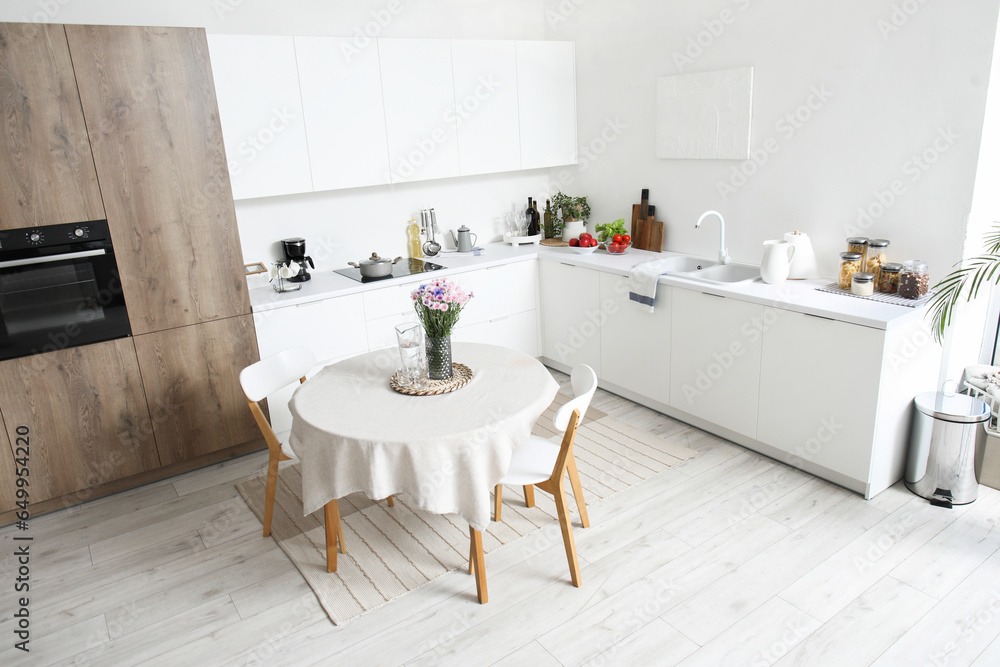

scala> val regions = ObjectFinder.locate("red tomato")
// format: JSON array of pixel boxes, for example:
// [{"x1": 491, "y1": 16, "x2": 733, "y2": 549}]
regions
[
  {"x1": 568, "y1": 238, "x2": 580, "y2": 247},
  {"x1": 612, "y1": 234, "x2": 623, "y2": 244},
  {"x1": 622, "y1": 234, "x2": 631, "y2": 244},
  {"x1": 609, "y1": 243, "x2": 620, "y2": 253}
]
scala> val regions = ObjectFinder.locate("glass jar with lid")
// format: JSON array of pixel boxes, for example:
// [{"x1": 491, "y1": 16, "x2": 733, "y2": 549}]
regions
[
  {"x1": 866, "y1": 239, "x2": 890, "y2": 283},
  {"x1": 899, "y1": 260, "x2": 930, "y2": 299},
  {"x1": 847, "y1": 237, "x2": 869, "y2": 269},
  {"x1": 839, "y1": 251, "x2": 863, "y2": 289},
  {"x1": 851, "y1": 272, "x2": 875, "y2": 296},
  {"x1": 878, "y1": 262, "x2": 903, "y2": 293}
]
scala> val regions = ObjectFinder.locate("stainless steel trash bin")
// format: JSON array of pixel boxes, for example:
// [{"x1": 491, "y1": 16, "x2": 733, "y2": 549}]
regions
[{"x1": 905, "y1": 391, "x2": 989, "y2": 507}]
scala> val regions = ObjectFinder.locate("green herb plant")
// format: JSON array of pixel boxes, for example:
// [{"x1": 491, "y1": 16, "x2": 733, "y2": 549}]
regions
[
  {"x1": 595, "y1": 218, "x2": 628, "y2": 244},
  {"x1": 549, "y1": 191, "x2": 591, "y2": 235}
]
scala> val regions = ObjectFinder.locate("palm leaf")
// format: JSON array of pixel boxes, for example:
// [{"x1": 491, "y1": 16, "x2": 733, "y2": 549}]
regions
[{"x1": 929, "y1": 224, "x2": 1000, "y2": 342}]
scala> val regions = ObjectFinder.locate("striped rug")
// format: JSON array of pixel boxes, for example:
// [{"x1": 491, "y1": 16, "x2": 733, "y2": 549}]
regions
[{"x1": 235, "y1": 394, "x2": 696, "y2": 625}]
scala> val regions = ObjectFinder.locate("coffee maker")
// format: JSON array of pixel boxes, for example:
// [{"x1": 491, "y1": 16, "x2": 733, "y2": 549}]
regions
[{"x1": 280, "y1": 237, "x2": 314, "y2": 282}]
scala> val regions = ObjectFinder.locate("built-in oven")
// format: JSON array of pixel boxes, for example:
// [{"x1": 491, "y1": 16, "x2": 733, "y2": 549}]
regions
[{"x1": 0, "y1": 220, "x2": 131, "y2": 361}]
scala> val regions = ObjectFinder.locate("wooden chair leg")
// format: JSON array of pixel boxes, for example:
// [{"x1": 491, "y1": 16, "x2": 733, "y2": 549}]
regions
[
  {"x1": 386, "y1": 495, "x2": 395, "y2": 507},
  {"x1": 468, "y1": 541, "x2": 474, "y2": 575},
  {"x1": 325, "y1": 499, "x2": 343, "y2": 573},
  {"x1": 494, "y1": 484, "x2": 503, "y2": 522},
  {"x1": 523, "y1": 484, "x2": 535, "y2": 508},
  {"x1": 553, "y1": 488, "x2": 582, "y2": 587},
  {"x1": 566, "y1": 458, "x2": 590, "y2": 528},
  {"x1": 469, "y1": 527, "x2": 488, "y2": 603},
  {"x1": 262, "y1": 456, "x2": 280, "y2": 537}
]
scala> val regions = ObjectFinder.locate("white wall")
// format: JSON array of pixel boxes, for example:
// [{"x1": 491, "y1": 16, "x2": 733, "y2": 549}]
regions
[
  {"x1": 543, "y1": 0, "x2": 999, "y2": 281},
  {"x1": 0, "y1": 0, "x2": 549, "y2": 269}
]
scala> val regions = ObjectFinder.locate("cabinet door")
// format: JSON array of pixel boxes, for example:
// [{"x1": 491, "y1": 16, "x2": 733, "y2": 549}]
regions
[
  {"x1": 133, "y1": 315, "x2": 262, "y2": 466},
  {"x1": 516, "y1": 41, "x2": 578, "y2": 169},
  {"x1": 0, "y1": 424, "x2": 19, "y2": 512},
  {"x1": 207, "y1": 34, "x2": 313, "y2": 199},
  {"x1": 450, "y1": 40, "x2": 521, "y2": 176},
  {"x1": 599, "y1": 272, "x2": 671, "y2": 405},
  {"x1": 757, "y1": 309, "x2": 883, "y2": 482},
  {"x1": 67, "y1": 25, "x2": 250, "y2": 335},
  {"x1": 459, "y1": 261, "x2": 537, "y2": 327},
  {"x1": 254, "y1": 294, "x2": 369, "y2": 364},
  {"x1": 538, "y1": 261, "x2": 601, "y2": 375},
  {"x1": 378, "y1": 39, "x2": 460, "y2": 183},
  {"x1": 294, "y1": 36, "x2": 392, "y2": 191},
  {"x1": 0, "y1": 23, "x2": 105, "y2": 229},
  {"x1": 670, "y1": 290, "x2": 763, "y2": 438},
  {"x1": 0, "y1": 338, "x2": 159, "y2": 503},
  {"x1": 454, "y1": 310, "x2": 538, "y2": 358}
]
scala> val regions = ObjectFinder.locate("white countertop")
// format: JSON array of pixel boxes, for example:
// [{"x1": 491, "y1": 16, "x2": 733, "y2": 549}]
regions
[{"x1": 249, "y1": 242, "x2": 929, "y2": 330}]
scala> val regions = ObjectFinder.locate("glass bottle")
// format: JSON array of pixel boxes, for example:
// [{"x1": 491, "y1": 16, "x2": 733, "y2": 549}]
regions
[
  {"x1": 406, "y1": 219, "x2": 423, "y2": 258},
  {"x1": 526, "y1": 198, "x2": 540, "y2": 236},
  {"x1": 543, "y1": 199, "x2": 553, "y2": 239}
]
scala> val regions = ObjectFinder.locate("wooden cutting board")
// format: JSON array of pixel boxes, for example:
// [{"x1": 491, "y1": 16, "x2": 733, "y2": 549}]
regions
[
  {"x1": 630, "y1": 204, "x2": 663, "y2": 252},
  {"x1": 631, "y1": 204, "x2": 646, "y2": 249}
]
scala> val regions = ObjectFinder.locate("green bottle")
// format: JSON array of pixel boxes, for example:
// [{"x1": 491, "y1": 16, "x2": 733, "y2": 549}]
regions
[{"x1": 543, "y1": 199, "x2": 553, "y2": 239}]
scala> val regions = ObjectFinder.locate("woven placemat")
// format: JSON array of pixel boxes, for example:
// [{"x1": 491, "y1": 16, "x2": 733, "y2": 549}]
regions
[
  {"x1": 540, "y1": 238, "x2": 568, "y2": 247},
  {"x1": 389, "y1": 362, "x2": 473, "y2": 395}
]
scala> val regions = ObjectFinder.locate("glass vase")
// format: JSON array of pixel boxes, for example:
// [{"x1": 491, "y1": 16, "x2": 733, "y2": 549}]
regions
[{"x1": 425, "y1": 335, "x2": 453, "y2": 381}]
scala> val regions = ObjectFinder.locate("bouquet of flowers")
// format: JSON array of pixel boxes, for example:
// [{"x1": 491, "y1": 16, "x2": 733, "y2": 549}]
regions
[{"x1": 411, "y1": 278, "x2": 473, "y2": 338}]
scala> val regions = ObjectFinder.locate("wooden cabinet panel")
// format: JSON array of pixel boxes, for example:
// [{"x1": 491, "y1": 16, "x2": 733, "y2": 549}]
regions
[
  {"x1": 66, "y1": 25, "x2": 250, "y2": 335},
  {"x1": 0, "y1": 423, "x2": 18, "y2": 513},
  {"x1": 0, "y1": 338, "x2": 159, "y2": 503},
  {"x1": 0, "y1": 23, "x2": 105, "y2": 230},
  {"x1": 133, "y1": 315, "x2": 262, "y2": 466}
]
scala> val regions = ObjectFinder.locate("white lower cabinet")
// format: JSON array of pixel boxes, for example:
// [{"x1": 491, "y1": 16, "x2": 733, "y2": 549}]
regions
[
  {"x1": 756, "y1": 309, "x2": 884, "y2": 482},
  {"x1": 598, "y1": 272, "x2": 671, "y2": 405},
  {"x1": 538, "y1": 260, "x2": 602, "y2": 376},
  {"x1": 454, "y1": 310, "x2": 538, "y2": 357},
  {"x1": 254, "y1": 294, "x2": 368, "y2": 363},
  {"x1": 669, "y1": 289, "x2": 763, "y2": 439}
]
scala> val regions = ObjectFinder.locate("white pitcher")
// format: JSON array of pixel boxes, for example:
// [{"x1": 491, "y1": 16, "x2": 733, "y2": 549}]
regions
[{"x1": 760, "y1": 240, "x2": 796, "y2": 284}]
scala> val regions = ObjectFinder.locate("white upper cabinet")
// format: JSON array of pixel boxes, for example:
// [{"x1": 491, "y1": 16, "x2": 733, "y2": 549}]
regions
[
  {"x1": 378, "y1": 39, "x2": 461, "y2": 184},
  {"x1": 516, "y1": 41, "x2": 578, "y2": 169},
  {"x1": 294, "y1": 36, "x2": 392, "y2": 190},
  {"x1": 206, "y1": 34, "x2": 312, "y2": 199},
  {"x1": 450, "y1": 40, "x2": 521, "y2": 176}
]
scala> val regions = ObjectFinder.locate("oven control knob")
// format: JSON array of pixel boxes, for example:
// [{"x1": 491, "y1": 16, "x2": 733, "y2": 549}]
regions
[
  {"x1": 28, "y1": 231, "x2": 43, "y2": 244},
  {"x1": 74, "y1": 228, "x2": 85, "y2": 237}
]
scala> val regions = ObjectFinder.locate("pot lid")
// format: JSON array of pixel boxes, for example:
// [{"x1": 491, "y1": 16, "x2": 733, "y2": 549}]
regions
[
  {"x1": 914, "y1": 391, "x2": 990, "y2": 423},
  {"x1": 360, "y1": 252, "x2": 392, "y2": 264},
  {"x1": 457, "y1": 225, "x2": 471, "y2": 232}
]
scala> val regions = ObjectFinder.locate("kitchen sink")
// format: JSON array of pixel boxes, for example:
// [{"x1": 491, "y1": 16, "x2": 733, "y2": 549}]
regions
[
  {"x1": 656, "y1": 255, "x2": 717, "y2": 273},
  {"x1": 676, "y1": 262, "x2": 761, "y2": 285}
]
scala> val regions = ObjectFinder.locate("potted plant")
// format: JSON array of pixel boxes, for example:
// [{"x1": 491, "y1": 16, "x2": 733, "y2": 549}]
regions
[
  {"x1": 411, "y1": 278, "x2": 473, "y2": 380},
  {"x1": 550, "y1": 191, "x2": 591, "y2": 241},
  {"x1": 929, "y1": 221, "x2": 1000, "y2": 343}
]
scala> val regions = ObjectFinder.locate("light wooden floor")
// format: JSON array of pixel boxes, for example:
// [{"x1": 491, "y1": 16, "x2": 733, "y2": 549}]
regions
[{"x1": 3, "y1": 372, "x2": 1000, "y2": 666}]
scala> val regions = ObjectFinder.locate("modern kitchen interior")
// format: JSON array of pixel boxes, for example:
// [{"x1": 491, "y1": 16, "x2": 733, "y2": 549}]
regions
[{"x1": 1, "y1": 1, "x2": 1000, "y2": 665}]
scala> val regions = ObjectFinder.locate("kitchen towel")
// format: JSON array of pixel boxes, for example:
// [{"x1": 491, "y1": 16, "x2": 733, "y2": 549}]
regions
[{"x1": 629, "y1": 258, "x2": 680, "y2": 312}]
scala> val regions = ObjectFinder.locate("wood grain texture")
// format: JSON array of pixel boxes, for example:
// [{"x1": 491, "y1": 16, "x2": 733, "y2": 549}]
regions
[
  {"x1": 133, "y1": 315, "x2": 262, "y2": 466},
  {"x1": 0, "y1": 338, "x2": 159, "y2": 503},
  {"x1": 0, "y1": 422, "x2": 17, "y2": 512},
  {"x1": 0, "y1": 23, "x2": 105, "y2": 229},
  {"x1": 65, "y1": 25, "x2": 250, "y2": 335}
]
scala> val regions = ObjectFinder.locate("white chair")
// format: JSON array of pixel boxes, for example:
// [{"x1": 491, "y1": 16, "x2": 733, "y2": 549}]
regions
[
  {"x1": 490, "y1": 364, "x2": 598, "y2": 586},
  {"x1": 239, "y1": 348, "x2": 331, "y2": 540}
]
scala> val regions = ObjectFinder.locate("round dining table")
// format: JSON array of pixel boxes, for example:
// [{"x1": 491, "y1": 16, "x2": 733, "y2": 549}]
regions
[{"x1": 287, "y1": 341, "x2": 559, "y2": 603}]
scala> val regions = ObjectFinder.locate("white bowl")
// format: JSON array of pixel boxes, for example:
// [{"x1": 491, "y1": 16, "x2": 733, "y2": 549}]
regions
[{"x1": 570, "y1": 244, "x2": 598, "y2": 254}]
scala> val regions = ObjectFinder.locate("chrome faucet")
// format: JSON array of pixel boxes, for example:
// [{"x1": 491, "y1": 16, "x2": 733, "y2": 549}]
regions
[{"x1": 696, "y1": 210, "x2": 731, "y2": 265}]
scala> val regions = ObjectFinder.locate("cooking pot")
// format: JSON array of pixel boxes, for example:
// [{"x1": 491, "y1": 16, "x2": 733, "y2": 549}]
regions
[{"x1": 348, "y1": 252, "x2": 403, "y2": 278}]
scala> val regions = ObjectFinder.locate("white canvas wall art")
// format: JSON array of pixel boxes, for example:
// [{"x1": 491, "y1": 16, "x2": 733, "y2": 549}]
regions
[{"x1": 656, "y1": 66, "x2": 754, "y2": 160}]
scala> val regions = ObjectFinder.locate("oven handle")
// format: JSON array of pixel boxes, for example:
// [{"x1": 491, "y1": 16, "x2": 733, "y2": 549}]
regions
[{"x1": 0, "y1": 248, "x2": 107, "y2": 269}]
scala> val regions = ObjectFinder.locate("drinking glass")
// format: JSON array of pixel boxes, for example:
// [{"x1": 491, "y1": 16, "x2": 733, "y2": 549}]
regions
[{"x1": 395, "y1": 322, "x2": 425, "y2": 387}]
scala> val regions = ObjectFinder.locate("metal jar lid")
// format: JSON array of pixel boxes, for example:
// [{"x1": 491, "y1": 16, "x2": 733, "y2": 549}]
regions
[
  {"x1": 868, "y1": 239, "x2": 890, "y2": 248},
  {"x1": 914, "y1": 391, "x2": 990, "y2": 424},
  {"x1": 840, "y1": 251, "x2": 863, "y2": 261},
  {"x1": 881, "y1": 262, "x2": 904, "y2": 273},
  {"x1": 846, "y1": 237, "x2": 868, "y2": 245},
  {"x1": 852, "y1": 272, "x2": 875, "y2": 283}
]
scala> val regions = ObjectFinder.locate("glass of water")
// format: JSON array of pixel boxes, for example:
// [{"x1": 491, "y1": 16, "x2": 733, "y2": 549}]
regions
[{"x1": 395, "y1": 322, "x2": 425, "y2": 387}]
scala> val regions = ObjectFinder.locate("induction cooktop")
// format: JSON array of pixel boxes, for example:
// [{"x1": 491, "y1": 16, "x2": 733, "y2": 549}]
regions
[{"x1": 333, "y1": 258, "x2": 447, "y2": 283}]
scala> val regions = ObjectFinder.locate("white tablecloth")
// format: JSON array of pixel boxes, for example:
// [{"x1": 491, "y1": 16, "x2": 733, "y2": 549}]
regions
[{"x1": 288, "y1": 342, "x2": 559, "y2": 531}]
